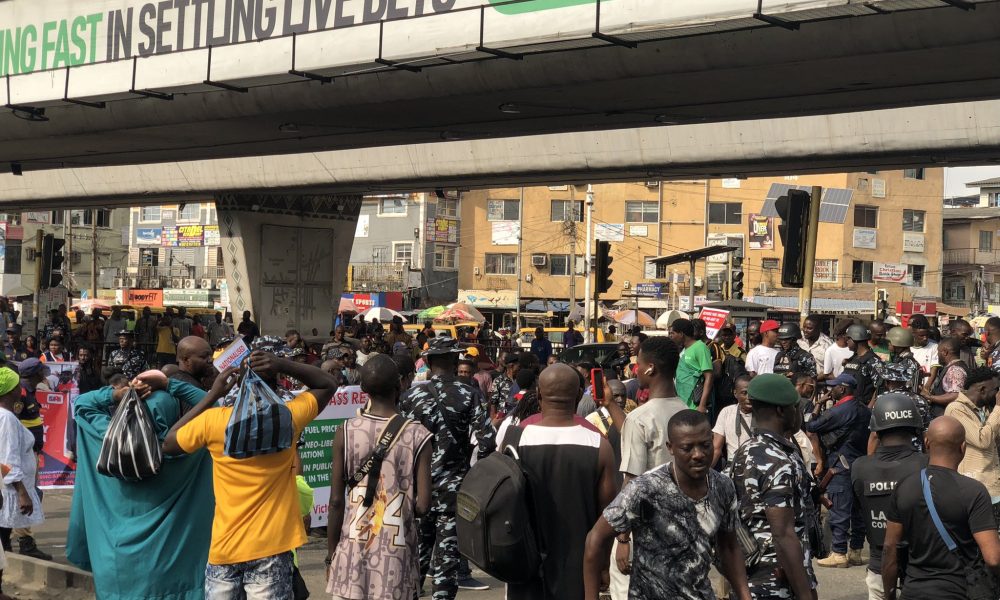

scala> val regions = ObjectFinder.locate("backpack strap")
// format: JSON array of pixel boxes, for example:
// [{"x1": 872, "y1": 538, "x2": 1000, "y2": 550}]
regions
[
  {"x1": 921, "y1": 469, "x2": 958, "y2": 552},
  {"x1": 735, "y1": 409, "x2": 752, "y2": 439},
  {"x1": 347, "y1": 415, "x2": 410, "y2": 508}
]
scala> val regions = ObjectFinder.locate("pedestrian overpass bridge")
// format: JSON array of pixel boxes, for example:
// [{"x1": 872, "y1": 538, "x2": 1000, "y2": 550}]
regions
[{"x1": 1, "y1": 0, "x2": 999, "y2": 333}]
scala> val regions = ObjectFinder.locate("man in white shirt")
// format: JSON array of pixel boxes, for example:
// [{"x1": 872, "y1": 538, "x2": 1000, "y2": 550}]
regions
[
  {"x1": 823, "y1": 321, "x2": 855, "y2": 381},
  {"x1": 798, "y1": 314, "x2": 832, "y2": 368},
  {"x1": 745, "y1": 320, "x2": 780, "y2": 376},
  {"x1": 910, "y1": 324, "x2": 939, "y2": 383}
]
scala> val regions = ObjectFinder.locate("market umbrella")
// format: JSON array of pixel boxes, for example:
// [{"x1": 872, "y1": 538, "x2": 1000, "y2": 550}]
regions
[
  {"x1": 612, "y1": 309, "x2": 656, "y2": 328},
  {"x1": 362, "y1": 307, "x2": 405, "y2": 322},
  {"x1": 417, "y1": 305, "x2": 448, "y2": 320},
  {"x1": 338, "y1": 298, "x2": 361, "y2": 314},
  {"x1": 656, "y1": 309, "x2": 688, "y2": 330},
  {"x1": 435, "y1": 302, "x2": 486, "y2": 323},
  {"x1": 71, "y1": 299, "x2": 112, "y2": 312}
]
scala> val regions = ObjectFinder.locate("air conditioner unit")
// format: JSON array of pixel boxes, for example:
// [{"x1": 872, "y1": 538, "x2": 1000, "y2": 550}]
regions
[
  {"x1": 200, "y1": 278, "x2": 214, "y2": 290},
  {"x1": 645, "y1": 181, "x2": 660, "y2": 188},
  {"x1": 216, "y1": 278, "x2": 226, "y2": 289},
  {"x1": 127, "y1": 277, "x2": 139, "y2": 288},
  {"x1": 694, "y1": 277, "x2": 703, "y2": 287},
  {"x1": 171, "y1": 277, "x2": 184, "y2": 288},
  {"x1": 183, "y1": 278, "x2": 197, "y2": 289},
  {"x1": 623, "y1": 280, "x2": 631, "y2": 289},
  {"x1": 531, "y1": 254, "x2": 547, "y2": 267},
  {"x1": 474, "y1": 266, "x2": 481, "y2": 275},
  {"x1": 114, "y1": 277, "x2": 125, "y2": 288}
]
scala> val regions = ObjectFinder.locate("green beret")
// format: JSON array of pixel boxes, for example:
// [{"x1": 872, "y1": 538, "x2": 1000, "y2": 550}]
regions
[{"x1": 747, "y1": 374, "x2": 799, "y2": 406}]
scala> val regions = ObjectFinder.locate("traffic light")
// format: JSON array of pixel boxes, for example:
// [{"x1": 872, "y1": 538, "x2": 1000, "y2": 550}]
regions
[
  {"x1": 774, "y1": 189, "x2": 812, "y2": 288},
  {"x1": 731, "y1": 255, "x2": 745, "y2": 299},
  {"x1": 40, "y1": 234, "x2": 65, "y2": 289},
  {"x1": 595, "y1": 240, "x2": 613, "y2": 294},
  {"x1": 876, "y1": 288, "x2": 889, "y2": 320}
]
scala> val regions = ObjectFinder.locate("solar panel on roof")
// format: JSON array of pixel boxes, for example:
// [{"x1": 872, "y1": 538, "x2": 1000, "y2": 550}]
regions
[{"x1": 759, "y1": 183, "x2": 853, "y2": 224}]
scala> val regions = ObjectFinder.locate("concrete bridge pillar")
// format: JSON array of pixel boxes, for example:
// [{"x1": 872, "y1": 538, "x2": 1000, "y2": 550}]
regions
[{"x1": 216, "y1": 193, "x2": 361, "y2": 337}]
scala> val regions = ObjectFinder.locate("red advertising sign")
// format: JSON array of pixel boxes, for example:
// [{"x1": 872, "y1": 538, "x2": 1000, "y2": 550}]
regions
[{"x1": 126, "y1": 289, "x2": 164, "y2": 307}]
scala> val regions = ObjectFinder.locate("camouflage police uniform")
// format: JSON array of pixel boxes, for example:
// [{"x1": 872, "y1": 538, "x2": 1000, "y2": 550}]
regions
[
  {"x1": 399, "y1": 340, "x2": 496, "y2": 600},
  {"x1": 107, "y1": 332, "x2": 148, "y2": 380},
  {"x1": 843, "y1": 350, "x2": 883, "y2": 406},
  {"x1": 889, "y1": 349, "x2": 922, "y2": 395},
  {"x1": 773, "y1": 346, "x2": 817, "y2": 378},
  {"x1": 730, "y1": 375, "x2": 818, "y2": 600},
  {"x1": 875, "y1": 363, "x2": 931, "y2": 452}
]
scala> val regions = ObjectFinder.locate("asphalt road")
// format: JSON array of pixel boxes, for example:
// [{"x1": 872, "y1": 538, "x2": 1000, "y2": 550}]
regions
[{"x1": 33, "y1": 490, "x2": 871, "y2": 599}]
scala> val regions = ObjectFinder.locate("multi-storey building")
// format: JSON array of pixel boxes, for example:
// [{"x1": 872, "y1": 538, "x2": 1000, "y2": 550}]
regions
[
  {"x1": 460, "y1": 170, "x2": 944, "y2": 322},
  {"x1": 942, "y1": 176, "x2": 1000, "y2": 313}
]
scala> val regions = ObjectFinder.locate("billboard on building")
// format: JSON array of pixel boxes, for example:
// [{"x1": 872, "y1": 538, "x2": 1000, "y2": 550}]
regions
[
  {"x1": 874, "y1": 262, "x2": 908, "y2": 283},
  {"x1": 748, "y1": 214, "x2": 773, "y2": 250}
]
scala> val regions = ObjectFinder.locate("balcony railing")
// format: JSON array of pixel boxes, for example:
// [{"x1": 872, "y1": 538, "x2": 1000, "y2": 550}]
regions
[
  {"x1": 349, "y1": 262, "x2": 407, "y2": 291},
  {"x1": 944, "y1": 248, "x2": 1000, "y2": 266},
  {"x1": 109, "y1": 266, "x2": 227, "y2": 289}
]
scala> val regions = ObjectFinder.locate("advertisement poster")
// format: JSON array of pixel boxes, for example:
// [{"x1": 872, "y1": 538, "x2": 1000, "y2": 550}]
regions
[
  {"x1": 136, "y1": 227, "x2": 162, "y2": 245},
  {"x1": 853, "y1": 228, "x2": 877, "y2": 249},
  {"x1": 748, "y1": 214, "x2": 773, "y2": 250},
  {"x1": 177, "y1": 225, "x2": 204, "y2": 247},
  {"x1": 595, "y1": 223, "x2": 625, "y2": 243},
  {"x1": 203, "y1": 225, "x2": 221, "y2": 246},
  {"x1": 814, "y1": 259, "x2": 838, "y2": 283},
  {"x1": 491, "y1": 221, "x2": 520, "y2": 246},
  {"x1": 874, "y1": 262, "x2": 908, "y2": 283},
  {"x1": 38, "y1": 362, "x2": 80, "y2": 489},
  {"x1": 699, "y1": 308, "x2": 730, "y2": 339},
  {"x1": 161, "y1": 226, "x2": 179, "y2": 247},
  {"x1": 302, "y1": 386, "x2": 371, "y2": 526}
]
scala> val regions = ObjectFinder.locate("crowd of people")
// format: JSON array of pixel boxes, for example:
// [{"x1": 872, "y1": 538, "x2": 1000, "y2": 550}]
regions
[{"x1": 2, "y1": 303, "x2": 1000, "y2": 599}]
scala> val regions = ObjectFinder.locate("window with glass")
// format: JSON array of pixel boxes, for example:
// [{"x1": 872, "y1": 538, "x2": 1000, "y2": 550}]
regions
[
  {"x1": 644, "y1": 256, "x2": 657, "y2": 279},
  {"x1": 903, "y1": 168, "x2": 925, "y2": 180},
  {"x1": 379, "y1": 197, "x2": 407, "y2": 215},
  {"x1": 485, "y1": 253, "x2": 517, "y2": 275},
  {"x1": 436, "y1": 198, "x2": 458, "y2": 218},
  {"x1": 852, "y1": 260, "x2": 874, "y2": 283},
  {"x1": 487, "y1": 199, "x2": 520, "y2": 221},
  {"x1": 550, "y1": 200, "x2": 583, "y2": 222},
  {"x1": 980, "y1": 230, "x2": 993, "y2": 251},
  {"x1": 549, "y1": 254, "x2": 585, "y2": 276},
  {"x1": 393, "y1": 242, "x2": 414, "y2": 266},
  {"x1": 2, "y1": 241, "x2": 20, "y2": 274},
  {"x1": 50, "y1": 211, "x2": 65, "y2": 225},
  {"x1": 178, "y1": 204, "x2": 200, "y2": 221},
  {"x1": 708, "y1": 202, "x2": 742, "y2": 225},
  {"x1": 70, "y1": 209, "x2": 112, "y2": 228},
  {"x1": 434, "y1": 245, "x2": 456, "y2": 270},
  {"x1": 902, "y1": 209, "x2": 925, "y2": 233},
  {"x1": 854, "y1": 205, "x2": 878, "y2": 228},
  {"x1": 140, "y1": 206, "x2": 162, "y2": 222},
  {"x1": 625, "y1": 201, "x2": 659, "y2": 223},
  {"x1": 908, "y1": 265, "x2": 925, "y2": 286}
]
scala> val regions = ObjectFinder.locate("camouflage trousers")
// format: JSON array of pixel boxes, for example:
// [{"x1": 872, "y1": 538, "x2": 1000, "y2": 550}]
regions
[{"x1": 418, "y1": 496, "x2": 458, "y2": 600}]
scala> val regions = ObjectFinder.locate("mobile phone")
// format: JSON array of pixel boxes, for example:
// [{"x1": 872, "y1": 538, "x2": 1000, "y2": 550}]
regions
[{"x1": 591, "y1": 368, "x2": 606, "y2": 402}]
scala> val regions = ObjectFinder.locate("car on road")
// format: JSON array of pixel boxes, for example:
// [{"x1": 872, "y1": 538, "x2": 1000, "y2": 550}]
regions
[{"x1": 558, "y1": 342, "x2": 626, "y2": 372}]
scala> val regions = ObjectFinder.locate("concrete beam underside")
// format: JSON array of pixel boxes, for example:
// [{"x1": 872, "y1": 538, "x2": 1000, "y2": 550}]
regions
[{"x1": 0, "y1": 100, "x2": 999, "y2": 208}]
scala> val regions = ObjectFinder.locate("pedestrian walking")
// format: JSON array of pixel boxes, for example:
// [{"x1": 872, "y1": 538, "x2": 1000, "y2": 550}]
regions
[
  {"x1": 584, "y1": 409, "x2": 752, "y2": 600},
  {"x1": 669, "y1": 318, "x2": 714, "y2": 412},
  {"x1": 0, "y1": 366, "x2": 45, "y2": 564}
]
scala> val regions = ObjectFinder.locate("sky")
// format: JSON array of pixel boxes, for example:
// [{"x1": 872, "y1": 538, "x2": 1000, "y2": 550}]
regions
[{"x1": 944, "y1": 166, "x2": 1000, "y2": 198}]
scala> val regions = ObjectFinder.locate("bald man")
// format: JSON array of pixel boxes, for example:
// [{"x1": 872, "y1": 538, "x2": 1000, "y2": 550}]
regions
[
  {"x1": 171, "y1": 336, "x2": 215, "y2": 391},
  {"x1": 505, "y1": 363, "x2": 618, "y2": 600},
  {"x1": 882, "y1": 416, "x2": 1000, "y2": 599}
]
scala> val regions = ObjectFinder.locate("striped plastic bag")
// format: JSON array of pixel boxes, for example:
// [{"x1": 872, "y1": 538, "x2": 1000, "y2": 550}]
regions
[
  {"x1": 97, "y1": 386, "x2": 162, "y2": 481},
  {"x1": 224, "y1": 368, "x2": 293, "y2": 459}
]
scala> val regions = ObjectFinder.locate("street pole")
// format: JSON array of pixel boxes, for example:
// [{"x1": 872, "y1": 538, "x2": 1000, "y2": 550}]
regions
[
  {"x1": 799, "y1": 185, "x2": 822, "y2": 319},
  {"x1": 568, "y1": 219, "x2": 577, "y2": 312},
  {"x1": 689, "y1": 258, "x2": 696, "y2": 315},
  {"x1": 34, "y1": 230, "x2": 42, "y2": 336},
  {"x1": 65, "y1": 210, "x2": 73, "y2": 295},
  {"x1": 514, "y1": 187, "x2": 524, "y2": 331},
  {"x1": 91, "y1": 212, "x2": 98, "y2": 298},
  {"x1": 583, "y1": 185, "x2": 594, "y2": 341}
]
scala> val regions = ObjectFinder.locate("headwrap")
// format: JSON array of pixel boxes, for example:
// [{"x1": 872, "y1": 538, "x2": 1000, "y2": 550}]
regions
[{"x1": 0, "y1": 366, "x2": 20, "y2": 396}]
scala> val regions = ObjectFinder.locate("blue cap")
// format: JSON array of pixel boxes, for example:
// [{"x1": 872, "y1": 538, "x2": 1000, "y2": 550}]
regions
[{"x1": 826, "y1": 372, "x2": 857, "y2": 388}]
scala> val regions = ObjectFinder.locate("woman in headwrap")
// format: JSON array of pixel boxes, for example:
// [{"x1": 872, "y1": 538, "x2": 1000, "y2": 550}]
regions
[{"x1": 0, "y1": 365, "x2": 44, "y2": 598}]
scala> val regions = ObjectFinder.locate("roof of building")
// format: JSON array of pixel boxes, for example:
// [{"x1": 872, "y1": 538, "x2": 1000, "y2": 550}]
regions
[
  {"x1": 966, "y1": 176, "x2": 1000, "y2": 188},
  {"x1": 942, "y1": 207, "x2": 1000, "y2": 221}
]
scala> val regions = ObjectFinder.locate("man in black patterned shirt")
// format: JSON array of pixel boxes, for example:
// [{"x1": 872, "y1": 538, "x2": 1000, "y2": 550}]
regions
[
  {"x1": 730, "y1": 374, "x2": 818, "y2": 600},
  {"x1": 584, "y1": 409, "x2": 751, "y2": 600}
]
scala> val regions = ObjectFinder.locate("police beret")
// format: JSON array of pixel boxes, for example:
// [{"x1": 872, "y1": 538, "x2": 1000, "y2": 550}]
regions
[{"x1": 747, "y1": 373, "x2": 799, "y2": 406}]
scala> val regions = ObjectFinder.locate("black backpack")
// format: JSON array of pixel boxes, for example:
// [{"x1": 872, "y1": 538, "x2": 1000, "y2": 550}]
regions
[
  {"x1": 717, "y1": 353, "x2": 748, "y2": 402},
  {"x1": 456, "y1": 426, "x2": 543, "y2": 584}
]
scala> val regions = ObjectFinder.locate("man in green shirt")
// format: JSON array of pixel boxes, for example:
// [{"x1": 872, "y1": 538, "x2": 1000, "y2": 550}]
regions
[{"x1": 669, "y1": 318, "x2": 715, "y2": 412}]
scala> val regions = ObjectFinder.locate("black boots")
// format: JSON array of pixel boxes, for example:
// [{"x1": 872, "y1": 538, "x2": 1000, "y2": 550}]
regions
[{"x1": 17, "y1": 536, "x2": 51, "y2": 561}]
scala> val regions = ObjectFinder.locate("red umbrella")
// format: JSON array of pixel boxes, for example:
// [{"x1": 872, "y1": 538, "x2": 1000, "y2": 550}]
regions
[
  {"x1": 338, "y1": 298, "x2": 361, "y2": 314},
  {"x1": 435, "y1": 302, "x2": 485, "y2": 323}
]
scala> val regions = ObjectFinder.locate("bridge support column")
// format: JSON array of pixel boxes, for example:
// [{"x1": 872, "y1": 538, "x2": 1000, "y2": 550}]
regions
[{"x1": 216, "y1": 193, "x2": 361, "y2": 337}]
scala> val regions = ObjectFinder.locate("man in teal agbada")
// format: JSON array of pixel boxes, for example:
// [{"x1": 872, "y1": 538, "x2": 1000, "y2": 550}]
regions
[{"x1": 67, "y1": 373, "x2": 213, "y2": 600}]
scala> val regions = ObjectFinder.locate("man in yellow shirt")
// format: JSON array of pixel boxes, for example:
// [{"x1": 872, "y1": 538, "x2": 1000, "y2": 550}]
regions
[{"x1": 164, "y1": 350, "x2": 337, "y2": 599}]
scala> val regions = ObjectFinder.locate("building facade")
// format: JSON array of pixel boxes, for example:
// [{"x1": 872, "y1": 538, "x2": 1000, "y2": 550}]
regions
[
  {"x1": 347, "y1": 193, "x2": 459, "y2": 309},
  {"x1": 943, "y1": 207, "x2": 1000, "y2": 313},
  {"x1": 459, "y1": 169, "x2": 944, "y2": 317}
]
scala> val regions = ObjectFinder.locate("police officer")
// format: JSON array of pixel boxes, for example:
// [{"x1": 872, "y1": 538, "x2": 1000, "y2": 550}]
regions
[
  {"x1": 851, "y1": 394, "x2": 927, "y2": 600},
  {"x1": 808, "y1": 372, "x2": 872, "y2": 569},
  {"x1": 870, "y1": 363, "x2": 931, "y2": 453},
  {"x1": 843, "y1": 324, "x2": 883, "y2": 406},
  {"x1": 399, "y1": 337, "x2": 496, "y2": 600},
  {"x1": 730, "y1": 374, "x2": 818, "y2": 599},
  {"x1": 774, "y1": 323, "x2": 817, "y2": 378},
  {"x1": 107, "y1": 330, "x2": 148, "y2": 380},
  {"x1": 885, "y1": 327, "x2": 921, "y2": 394}
]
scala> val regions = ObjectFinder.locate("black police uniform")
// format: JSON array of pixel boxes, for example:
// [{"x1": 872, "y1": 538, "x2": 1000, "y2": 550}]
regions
[
  {"x1": 773, "y1": 346, "x2": 817, "y2": 378},
  {"x1": 843, "y1": 349, "x2": 883, "y2": 405},
  {"x1": 851, "y1": 445, "x2": 927, "y2": 582}
]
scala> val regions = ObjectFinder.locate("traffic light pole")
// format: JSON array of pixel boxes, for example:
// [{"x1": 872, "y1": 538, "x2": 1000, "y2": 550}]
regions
[
  {"x1": 583, "y1": 185, "x2": 594, "y2": 341},
  {"x1": 34, "y1": 230, "x2": 42, "y2": 335},
  {"x1": 798, "y1": 185, "x2": 822, "y2": 318}
]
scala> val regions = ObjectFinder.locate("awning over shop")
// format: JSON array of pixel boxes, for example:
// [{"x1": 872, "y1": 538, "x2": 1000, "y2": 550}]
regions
[
  {"x1": 753, "y1": 296, "x2": 874, "y2": 314},
  {"x1": 525, "y1": 300, "x2": 571, "y2": 312},
  {"x1": 936, "y1": 303, "x2": 970, "y2": 317}
]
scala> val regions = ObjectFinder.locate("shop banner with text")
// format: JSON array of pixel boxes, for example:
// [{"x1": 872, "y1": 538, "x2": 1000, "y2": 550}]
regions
[{"x1": 38, "y1": 362, "x2": 80, "y2": 489}]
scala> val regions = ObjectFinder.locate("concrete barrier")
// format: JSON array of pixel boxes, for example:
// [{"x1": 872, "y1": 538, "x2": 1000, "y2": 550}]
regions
[{"x1": 4, "y1": 553, "x2": 94, "y2": 592}]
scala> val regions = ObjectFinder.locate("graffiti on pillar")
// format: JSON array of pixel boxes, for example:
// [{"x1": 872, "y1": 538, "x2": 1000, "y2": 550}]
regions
[{"x1": 260, "y1": 225, "x2": 335, "y2": 329}]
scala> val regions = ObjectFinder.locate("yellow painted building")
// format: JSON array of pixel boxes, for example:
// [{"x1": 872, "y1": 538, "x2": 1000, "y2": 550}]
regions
[{"x1": 459, "y1": 169, "x2": 943, "y2": 312}]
